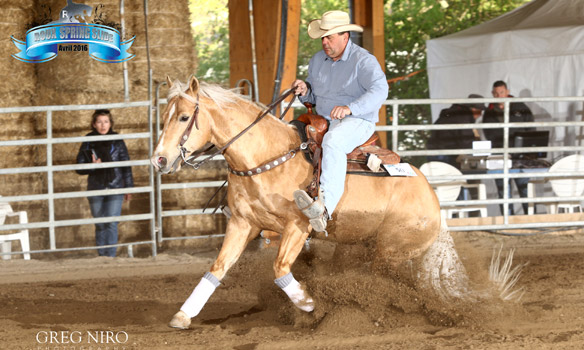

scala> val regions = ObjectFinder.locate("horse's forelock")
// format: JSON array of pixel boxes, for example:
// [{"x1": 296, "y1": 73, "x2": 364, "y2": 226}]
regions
[{"x1": 167, "y1": 79, "x2": 196, "y2": 104}]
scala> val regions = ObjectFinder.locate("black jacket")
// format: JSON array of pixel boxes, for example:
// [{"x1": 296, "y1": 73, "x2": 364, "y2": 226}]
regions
[
  {"x1": 427, "y1": 104, "x2": 477, "y2": 151},
  {"x1": 76, "y1": 131, "x2": 134, "y2": 191},
  {"x1": 482, "y1": 98, "x2": 534, "y2": 148}
]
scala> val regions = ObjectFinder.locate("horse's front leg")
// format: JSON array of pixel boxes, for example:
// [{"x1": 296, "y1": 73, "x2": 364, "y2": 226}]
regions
[
  {"x1": 273, "y1": 222, "x2": 314, "y2": 312},
  {"x1": 169, "y1": 216, "x2": 260, "y2": 329}
]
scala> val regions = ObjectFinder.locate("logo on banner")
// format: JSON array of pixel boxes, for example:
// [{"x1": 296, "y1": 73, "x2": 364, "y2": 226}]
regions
[{"x1": 10, "y1": 1, "x2": 135, "y2": 63}]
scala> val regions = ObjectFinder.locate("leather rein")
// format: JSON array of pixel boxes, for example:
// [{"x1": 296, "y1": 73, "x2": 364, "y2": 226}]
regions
[{"x1": 178, "y1": 88, "x2": 301, "y2": 172}]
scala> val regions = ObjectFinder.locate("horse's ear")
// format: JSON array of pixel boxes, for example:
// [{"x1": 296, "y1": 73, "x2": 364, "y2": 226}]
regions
[
  {"x1": 166, "y1": 76, "x2": 173, "y2": 89},
  {"x1": 188, "y1": 75, "x2": 200, "y2": 94}
]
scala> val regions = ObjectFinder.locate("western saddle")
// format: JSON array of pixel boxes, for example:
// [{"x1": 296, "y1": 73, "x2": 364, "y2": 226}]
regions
[{"x1": 294, "y1": 103, "x2": 400, "y2": 197}]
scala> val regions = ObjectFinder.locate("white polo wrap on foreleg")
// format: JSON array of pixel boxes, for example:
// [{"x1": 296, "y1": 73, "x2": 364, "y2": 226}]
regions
[
  {"x1": 274, "y1": 272, "x2": 314, "y2": 312},
  {"x1": 180, "y1": 272, "x2": 221, "y2": 318}
]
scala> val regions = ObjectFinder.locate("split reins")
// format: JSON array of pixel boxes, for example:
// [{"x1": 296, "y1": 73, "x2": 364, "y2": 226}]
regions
[{"x1": 179, "y1": 87, "x2": 299, "y2": 170}]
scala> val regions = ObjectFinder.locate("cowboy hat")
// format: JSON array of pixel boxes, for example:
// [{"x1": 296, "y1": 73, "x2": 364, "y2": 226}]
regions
[{"x1": 307, "y1": 10, "x2": 363, "y2": 39}]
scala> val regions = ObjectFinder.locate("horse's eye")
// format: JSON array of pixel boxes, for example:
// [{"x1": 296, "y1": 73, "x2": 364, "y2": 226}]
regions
[{"x1": 179, "y1": 115, "x2": 190, "y2": 122}]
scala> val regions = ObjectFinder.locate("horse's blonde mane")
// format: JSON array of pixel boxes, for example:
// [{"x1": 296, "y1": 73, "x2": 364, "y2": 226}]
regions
[
  {"x1": 167, "y1": 78, "x2": 290, "y2": 127},
  {"x1": 168, "y1": 78, "x2": 246, "y2": 110}
]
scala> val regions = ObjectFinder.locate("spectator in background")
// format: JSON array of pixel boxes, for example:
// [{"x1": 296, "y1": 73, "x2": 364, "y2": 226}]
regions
[
  {"x1": 427, "y1": 94, "x2": 485, "y2": 168},
  {"x1": 483, "y1": 80, "x2": 534, "y2": 215},
  {"x1": 76, "y1": 109, "x2": 133, "y2": 257}
]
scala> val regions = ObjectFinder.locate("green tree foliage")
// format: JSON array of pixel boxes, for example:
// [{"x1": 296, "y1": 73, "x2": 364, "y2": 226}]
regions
[
  {"x1": 297, "y1": 0, "x2": 348, "y2": 80},
  {"x1": 384, "y1": 0, "x2": 531, "y2": 157},
  {"x1": 189, "y1": 0, "x2": 229, "y2": 84}
]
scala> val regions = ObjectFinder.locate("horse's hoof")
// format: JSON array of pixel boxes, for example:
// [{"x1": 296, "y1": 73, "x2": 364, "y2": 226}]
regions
[
  {"x1": 168, "y1": 311, "x2": 191, "y2": 329},
  {"x1": 295, "y1": 297, "x2": 315, "y2": 312}
]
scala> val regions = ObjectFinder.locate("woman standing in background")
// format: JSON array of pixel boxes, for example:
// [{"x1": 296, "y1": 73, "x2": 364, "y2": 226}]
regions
[{"x1": 76, "y1": 109, "x2": 133, "y2": 257}]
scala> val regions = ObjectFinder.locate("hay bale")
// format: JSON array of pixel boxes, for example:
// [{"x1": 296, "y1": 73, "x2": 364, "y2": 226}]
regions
[
  {"x1": 126, "y1": 0, "x2": 197, "y2": 99},
  {"x1": 0, "y1": 1, "x2": 36, "y2": 108},
  {"x1": 0, "y1": 0, "x2": 213, "y2": 257}
]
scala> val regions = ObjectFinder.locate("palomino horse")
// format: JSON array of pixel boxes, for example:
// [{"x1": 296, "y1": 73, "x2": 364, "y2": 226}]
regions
[{"x1": 152, "y1": 76, "x2": 520, "y2": 329}]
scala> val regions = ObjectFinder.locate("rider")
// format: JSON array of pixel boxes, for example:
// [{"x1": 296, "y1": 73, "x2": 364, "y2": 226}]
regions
[{"x1": 292, "y1": 10, "x2": 389, "y2": 232}]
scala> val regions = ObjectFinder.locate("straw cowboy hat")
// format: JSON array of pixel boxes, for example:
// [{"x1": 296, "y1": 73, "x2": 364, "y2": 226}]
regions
[{"x1": 307, "y1": 10, "x2": 363, "y2": 39}]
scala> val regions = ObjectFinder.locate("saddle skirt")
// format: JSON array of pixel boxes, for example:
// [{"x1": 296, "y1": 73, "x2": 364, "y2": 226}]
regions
[{"x1": 292, "y1": 103, "x2": 400, "y2": 174}]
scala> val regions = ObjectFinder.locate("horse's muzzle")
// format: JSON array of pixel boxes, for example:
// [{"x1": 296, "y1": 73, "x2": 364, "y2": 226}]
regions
[{"x1": 151, "y1": 154, "x2": 182, "y2": 174}]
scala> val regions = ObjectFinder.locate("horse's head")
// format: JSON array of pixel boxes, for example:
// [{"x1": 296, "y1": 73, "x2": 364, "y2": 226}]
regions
[{"x1": 151, "y1": 76, "x2": 212, "y2": 174}]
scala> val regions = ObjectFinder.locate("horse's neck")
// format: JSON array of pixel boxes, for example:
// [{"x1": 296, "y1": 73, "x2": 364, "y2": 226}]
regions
[{"x1": 210, "y1": 102, "x2": 300, "y2": 171}]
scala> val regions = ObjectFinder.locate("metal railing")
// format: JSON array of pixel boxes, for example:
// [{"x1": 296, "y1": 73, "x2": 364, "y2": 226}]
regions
[
  {"x1": 152, "y1": 92, "x2": 584, "y2": 238},
  {"x1": 0, "y1": 101, "x2": 156, "y2": 258},
  {"x1": 3, "y1": 93, "x2": 583, "y2": 259},
  {"x1": 383, "y1": 96, "x2": 584, "y2": 231}
]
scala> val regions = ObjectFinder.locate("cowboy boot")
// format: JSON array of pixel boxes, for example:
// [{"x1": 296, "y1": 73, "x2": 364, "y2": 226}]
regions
[{"x1": 293, "y1": 188, "x2": 328, "y2": 232}]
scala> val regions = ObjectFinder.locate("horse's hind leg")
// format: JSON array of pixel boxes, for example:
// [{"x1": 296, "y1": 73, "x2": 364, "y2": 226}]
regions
[
  {"x1": 169, "y1": 216, "x2": 260, "y2": 329},
  {"x1": 273, "y1": 222, "x2": 314, "y2": 312}
]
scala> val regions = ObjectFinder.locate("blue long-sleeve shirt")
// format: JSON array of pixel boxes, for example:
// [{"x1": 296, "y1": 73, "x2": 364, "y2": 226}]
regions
[{"x1": 299, "y1": 39, "x2": 389, "y2": 123}]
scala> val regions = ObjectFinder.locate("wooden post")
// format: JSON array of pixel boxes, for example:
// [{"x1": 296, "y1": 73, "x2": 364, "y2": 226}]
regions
[
  {"x1": 353, "y1": 0, "x2": 388, "y2": 148},
  {"x1": 229, "y1": 0, "x2": 300, "y2": 112},
  {"x1": 279, "y1": 0, "x2": 301, "y2": 121}
]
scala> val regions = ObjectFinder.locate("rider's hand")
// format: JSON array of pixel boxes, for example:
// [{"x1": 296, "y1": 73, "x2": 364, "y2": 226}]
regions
[
  {"x1": 292, "y1": 80, "x2": 308, "y2": 96},
  {"x1": 331, "y1": 105, "x2": 351, "y2": 120},
  {"x1": 91, "y1": 154, "x2": 102, "y2": 163}
]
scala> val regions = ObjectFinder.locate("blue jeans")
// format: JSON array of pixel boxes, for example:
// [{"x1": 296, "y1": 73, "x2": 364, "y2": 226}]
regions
[
  {"x1": 88, "y1": 194, "x2": 124, "y2": 257},
  {"x1": 495, "y1": 178, "x2": 529, "y2": 215},
  {"x1": 320, "y1": 117, "x2": 375, "y2": 216}
]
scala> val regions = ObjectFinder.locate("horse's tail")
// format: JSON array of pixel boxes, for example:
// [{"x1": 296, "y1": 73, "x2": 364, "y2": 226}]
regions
[
  {"x1": 420, "y1": 217, "x2": 525, "y2": 301},
  {"x1": 420, "y1": 217, "x2": 471, "y2": 300},
  {"x1": 488, "y1": 245, "x2": 527, "y2": 301}
]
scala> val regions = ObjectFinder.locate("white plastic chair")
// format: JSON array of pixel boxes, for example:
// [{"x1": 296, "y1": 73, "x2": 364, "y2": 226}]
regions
[
  {"x1": 0, "y1": 199, "x2": 31, "y2": 260},
  {"x1": 528, "y1": 155, "x2": 584, "y2": 214},
  {"x1": 420, "y1": 161, "x2": 488, "y2": 219}
]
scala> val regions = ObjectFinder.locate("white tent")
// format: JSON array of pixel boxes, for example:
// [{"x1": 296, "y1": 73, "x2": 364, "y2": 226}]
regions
[{"x1": 426, "y1": 0, "x2": 584, "y2": 147}]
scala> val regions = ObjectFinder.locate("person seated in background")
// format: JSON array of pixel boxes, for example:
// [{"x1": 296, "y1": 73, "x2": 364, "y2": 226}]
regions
[
  {"x1": 427, "y1": 93, "x2": 485, "y2": 168},
  {"x1": 483, "y1": 80, "x2": 534, "y2": 215}
]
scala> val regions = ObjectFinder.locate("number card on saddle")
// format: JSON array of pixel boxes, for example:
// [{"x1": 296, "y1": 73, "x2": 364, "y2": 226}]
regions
[{"x1": 290, "y1": 103, "x2": 401, "y2": 197}]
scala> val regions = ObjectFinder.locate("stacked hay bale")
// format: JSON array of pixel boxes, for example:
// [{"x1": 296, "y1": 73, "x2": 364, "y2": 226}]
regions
[
  {"x1": 126, "y1": 0, "x2": 197, "y2": 100},
  {"x1": 0, "y1": 1, "x2": 47, "y2": 253},
  {"x1": 0, "y1": 0, "x2": 224, "y2": 258}
]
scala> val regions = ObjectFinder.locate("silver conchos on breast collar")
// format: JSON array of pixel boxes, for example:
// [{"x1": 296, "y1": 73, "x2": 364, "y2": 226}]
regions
[{"x1": 229, "y1": 143, "x2": 307, "y2": 176}]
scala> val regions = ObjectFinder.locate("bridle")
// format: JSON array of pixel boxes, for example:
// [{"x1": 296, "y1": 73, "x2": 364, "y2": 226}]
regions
[{"x1": 177, "y1": 88, "x2": 301, "y2": 171}]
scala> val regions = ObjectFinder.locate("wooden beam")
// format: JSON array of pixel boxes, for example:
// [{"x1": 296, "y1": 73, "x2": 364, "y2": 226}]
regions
[
  {"x1": 229, "y1": 0, "x2": 300, "y2": 112},
  {"x1": 228, "y1": 0, "x2": 253, "y2": 96},
  {"x1": 353, "y1": 0, "x2": 388, "y2": 148},
  {"x1": 253, "y1": 0, "x2": 280, "y2": 104},
  {"x1": 279, "y1": 0, "x2": 301, "y2": 121},
  {"x1": 448, "y1": 213, "x2": 584, "y2": 235}
]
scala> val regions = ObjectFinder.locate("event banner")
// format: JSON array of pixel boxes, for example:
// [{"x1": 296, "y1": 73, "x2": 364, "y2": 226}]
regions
[{"x1": 11, "y1": 23, "x2": 135, "y2": 63}]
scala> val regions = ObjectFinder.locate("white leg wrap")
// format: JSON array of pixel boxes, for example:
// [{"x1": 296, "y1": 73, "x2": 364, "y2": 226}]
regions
[
  {"x1": 275, "y1": 272, "x2": 315, "y2": 312},
  {"x1": 180, "y1": 272, "x2": 220, "y2": 318}
]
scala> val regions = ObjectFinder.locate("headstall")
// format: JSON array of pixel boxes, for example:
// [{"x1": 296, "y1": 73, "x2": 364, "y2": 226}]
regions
[{"x1": 177, "y1": 88, "x2": 300, "y2": 173}]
